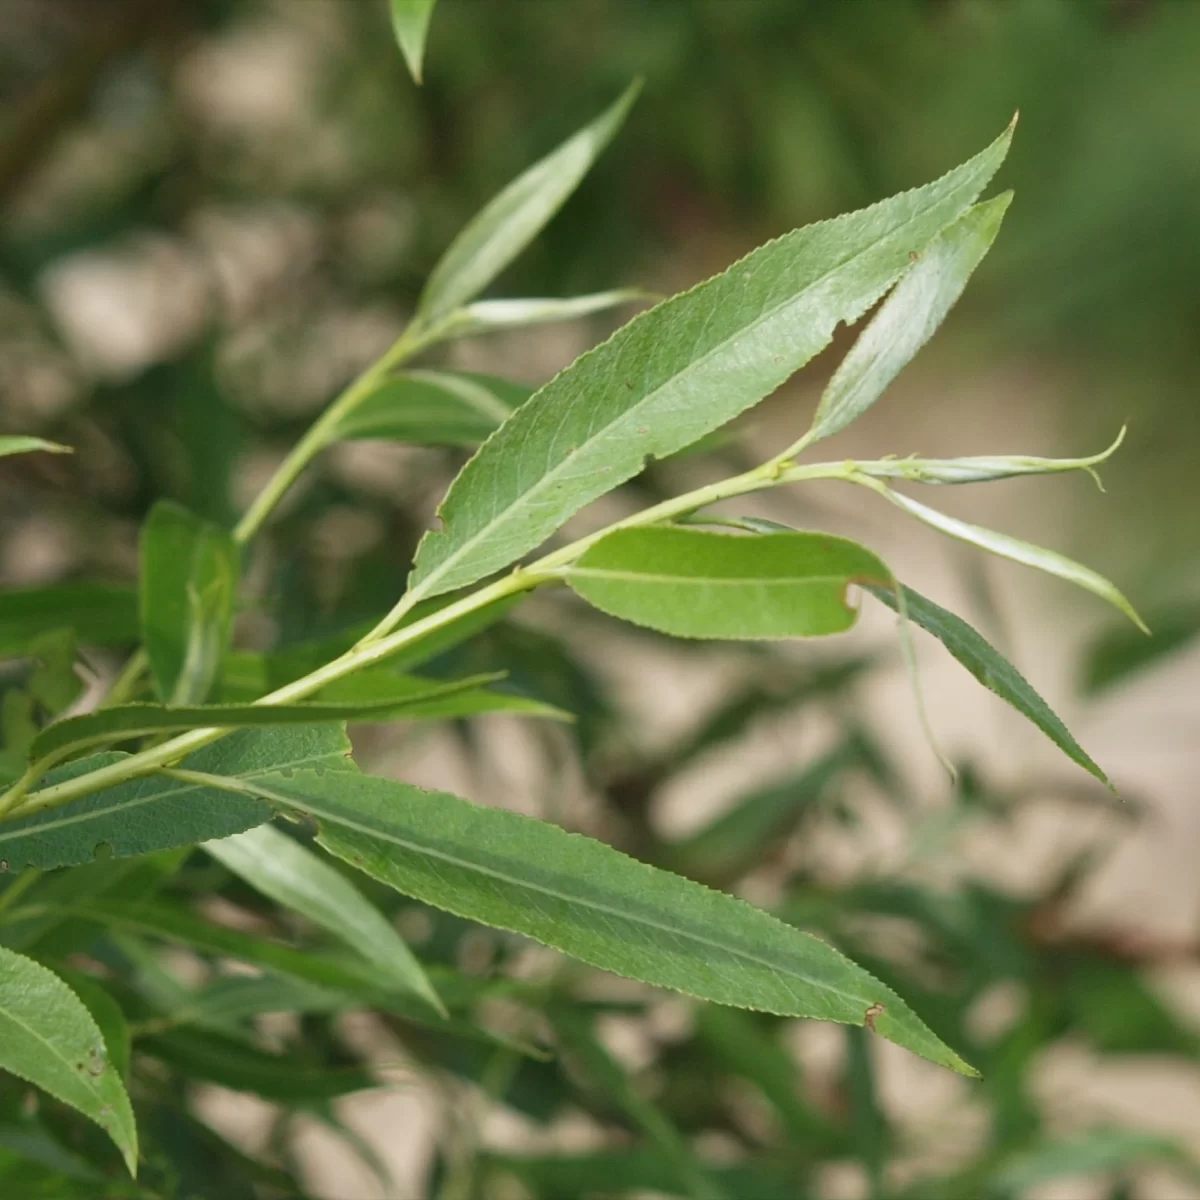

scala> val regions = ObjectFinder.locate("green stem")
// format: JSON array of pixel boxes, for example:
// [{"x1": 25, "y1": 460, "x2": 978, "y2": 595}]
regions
[
  {"x1": 2, "y1": 458, "x2": 857, "y2": 820},
  {"x1": 233, "y1": 323, "x2": 437, "y2": 545}
]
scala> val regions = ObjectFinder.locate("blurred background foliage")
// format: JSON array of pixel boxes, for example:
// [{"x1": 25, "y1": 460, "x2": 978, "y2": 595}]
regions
[{"x1": 2, "y1": 0, "x2": 1200, "y2": 1197}]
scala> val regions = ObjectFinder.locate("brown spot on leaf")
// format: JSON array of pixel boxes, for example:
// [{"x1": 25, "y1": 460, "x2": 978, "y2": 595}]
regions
[{"x1": 864, "y1": 1003, "x2": 885, "y2": 1032}]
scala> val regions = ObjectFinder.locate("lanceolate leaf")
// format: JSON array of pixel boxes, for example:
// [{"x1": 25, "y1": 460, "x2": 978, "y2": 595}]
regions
[
  {"x1": 867, "y1": 483, "x2": 1147, "y2": 631},
  {"x1": 328, "y1": 370, "x2": 530, "y2": 448},
  {"x1": 0, "y1": 436, "x2": 71, "y2": 458},
  {"x1": 140, "y1": 501, "x2": 239, "y2": 704},
  {"x1": 0, "y1": 584, "x2": 138, "y2": 658},
  {"x1": 0, "y1": 726, "x2": 350, "y2": 871},
  {"x1": 210, "y1": 768, "x2": 978, "y2": 1075},
  {"x1": 415, "y1": 82, "x2": 640, "y2": 326},
  {"x1": 867, "y1": 583, "x2": 1108, "y2": 786},
  {"x1": 389, "y1": 0, "x2": 437, "y2": 84},
  {"x1": 204, "y1": 823, "x2": 444, "y2": 1014},
  {"x1": 806, "y1": 194, "x2": 1012, "y2": 444},
  {"x1": 565, "y1": 528, "x2": 891, "y2": 640},
  {"x1": 408, "y1": 126, "x2": 1012, "y2": 603},
  {"x1": 28, "y1": 674, "x2": 503, "y2": 763},
  {"x1": 0, "y1": 947, "x2": 137, "y2": 1175}
]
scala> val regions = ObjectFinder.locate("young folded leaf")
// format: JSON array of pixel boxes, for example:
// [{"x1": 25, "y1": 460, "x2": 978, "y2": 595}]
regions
[
  {"x1": 866, "y1": 583, "x2": 1108, "y2": 787},
  {"x1": 856, "y1": 427, "x2": 1125, "y2": 486},
  {"x1": 327, "y1": 370, "x2": 530, "y2": 448},
  {"x1": 414, "y1": 82, "x2": 640, "y2": 327},
  {"x1": 860, "y1": 479, "x2": 1147, "y2": 631},
  {"x1": 805, "y1": 194, "x2": 1012, "y2": 446},
  {"x1": 436, "y1": 290, "x2": 648, "y2": 338},
  {"x1": 0, "y1": 726, "x2": 349, "y2": 870},
  {"x1": 564, "y1": 527, "x2": 891, "y2": 640},
  {"x1": 389, "y1": 0, "x2": 437, "y2": 84},
  {"x1": 204, "y1": 823, "x2": 445, "y2": 1015},
  {"x1": 407, "y1": 125, "x2": 1012, "y2": 605},
  {"x1": 0, "y1": 435, "x2": 72, "y2": 458},
  {"x1": 28, "y1": 673, "x2": 502, "y2": 764},
  {"x1": 0, "y1": 947, "x2": 137, "y2": 1176},
  {"x1": 140, "y1": 502, "x2": 239, "y2": 704},
  {"x1": 194, "y1": 768, "x2": 979, "y2": 1076}
]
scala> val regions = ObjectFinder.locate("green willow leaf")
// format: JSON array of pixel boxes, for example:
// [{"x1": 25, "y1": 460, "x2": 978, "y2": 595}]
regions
[
  {"x1": 408, "y1": 125, "x2": 1012, "y2": 603},
  {"x1": 415, "y1": 82, "x2": 640, "y2": 327},
  {"x1": 328, "y1": 370, "x2": 530, "y2": 448},
  {"x1": 565, "y1": 528, "x2": 890, "y2": 640},
  {"x1": 0, "y1": 726, "x2": 350, "y2": 871},
  {"x1": 389, "y1": 0, "x2": 437, "y2": 84},
  {"x1": 672, "y1": 742, "x2": 856, "y2": 883},
  {"x1": 211, "y1": 768, "x2": 978, "y2": 1075},
  {"x1": 437, "y1": 290, "x2": 647, "y2": 337},
  {"x1": 51, "y1": 967, "x2": 132, "y2": 1081},
  {"x1": 140, "y1": 501, "x2": 239, "y2": 704},
  {"x1": 0, "y1": 436, "x2": 71, "y2": 458},
  {"x1": 28, "y1": 674, "x2": 501, "y2": 763},
  {"x1": 807, "y1": 194, "x2": 1012, "y2": 444},
  {"x1": 867, "y1": 583, "x2": 1108, "y2": 786},
  {"x1": 0, "y1": 947, "x2": 137, "y2": 1175},
  {"x1": 204, "y1": 823, "x2": 444, "y2": 1015},
  {"x1": 142, "y1": 1028, "x2": 374, "y2": 1103},
  {"x1": 0, "y1": 584, "x2": 138, "y2": 658},
  {"x1": 867, "y1": 483, "x2": 1147, "y2": 631}
]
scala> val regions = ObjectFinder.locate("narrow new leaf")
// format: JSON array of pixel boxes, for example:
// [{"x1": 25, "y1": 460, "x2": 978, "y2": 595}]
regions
[
  {"x1": 389, "y1": 0, "x2": 437, "y2": 84},
  {"x1": 867, "y1": 583, "x2": 1108, "y2": 786},
  {"x1": 0, "y1": 947, "x2": 137, "y2": 1175},
  {"x1": 437, "y1": 290, "x2": 647, "y2": 337},
  {"x1": 0, "y1": 584, "x2": 138, "y2": 658},
  {"x1": 866, "y1": 482, "x2": 1147, "y2": 631},
  {"x1": 140, "y1": 501, "x2": 239, "y2": 703},
  {"x1": 415, "y1": 82, "x2": 640, "y2": 326},
  {"x1": 565, "y1": 527, "x2": 891, "y2": 640},
  {"x1": 0, "y1": 436, "x2": 71, "y2": 458},
  {"x1": 409, "y1": 125, "x2": 1013, "y2": 602},
  {"x1": 858, "y1": 427, "x2": 1126, "y2": 486},
  {"x1": 204, "y1": 823, "x2": 445, "y2": 1014},
  {"x1": 313, "y1": 667, "x2": 571, "y2": 721},
  {"x1": 328, "y1": 370, "x2": 530, "y2": 448},
  {"x1": 0, "y1": 726, "x2": 350, "y2": 871},
  {"x1": 806, "y1": 194, "x2": 1012, "y2": 444},
  {"x1": 226, "y1": 768, "x2": 978, "y2": 1075},
  {"x1": 29, "y1": 674, "x2": 502, "y2": 762}
]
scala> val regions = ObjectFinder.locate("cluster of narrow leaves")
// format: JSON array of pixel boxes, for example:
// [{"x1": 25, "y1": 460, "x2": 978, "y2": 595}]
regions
[{"x1": 0, "y1": 36, "x2": 1157, "y2": 1193}]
